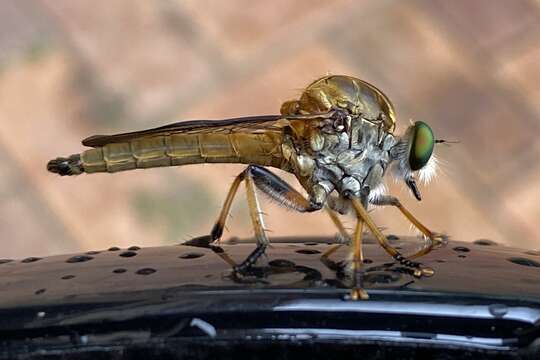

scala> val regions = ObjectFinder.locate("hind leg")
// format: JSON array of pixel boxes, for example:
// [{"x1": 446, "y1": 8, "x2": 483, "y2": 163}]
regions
[{"x1": 208, "y1": 165, "x2": 325, "y2": 271}]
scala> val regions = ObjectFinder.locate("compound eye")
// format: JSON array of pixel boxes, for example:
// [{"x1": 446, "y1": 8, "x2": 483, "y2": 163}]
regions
[{"x1": 409, "y1": 121, "x2": 434, "y2": 171}]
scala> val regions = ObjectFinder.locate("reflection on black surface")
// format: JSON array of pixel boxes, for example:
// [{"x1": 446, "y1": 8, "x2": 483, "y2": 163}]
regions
[{"x1": 184, "y1": 235, "x2": 422, "y2": 296}]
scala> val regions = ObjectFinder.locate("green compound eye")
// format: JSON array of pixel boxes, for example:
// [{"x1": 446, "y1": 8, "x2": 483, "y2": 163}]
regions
[{"x1": 409, "y1": 121, "x2": 434, "y2": 171}]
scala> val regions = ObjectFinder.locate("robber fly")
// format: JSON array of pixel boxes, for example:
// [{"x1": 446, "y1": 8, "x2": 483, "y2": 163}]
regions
[{"x1": 48, "y1": 75, "x2": 446, "y2": 300}]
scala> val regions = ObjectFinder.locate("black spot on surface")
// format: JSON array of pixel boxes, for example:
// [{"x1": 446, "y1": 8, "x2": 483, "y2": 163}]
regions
[
  {"x1": 436, "y1": 259, "x2": 446, "y2": 263},
  {"x1": 458, "y1": 255, "x2": 467, "y2": 258},
  {"x1": 295, "y1": 249, "x2": 321, "y2": 255},
  {"x1": 108, "y1": 247, "x2": 120, "y2": 251},
  {"x1": 508, "y1": 257, "x2": 540, "y2": 267},
  {"x1": 489, "y1": 304, "x2": 508, "y2": 318},
  {"x1": 128, "y1": 246, "x2": 141, "y2": 251},
  {"x1": 119, "y1": 251, "x2": 137, "y2": 258},
  {"x1": 474, "y1": 239, "x2": 497, "y2": 246},
  {"x1": 86, "y1": 251, "x2": 101, "y2": 255},
  {"x1": 387, "y1": 234, "x2": 399, "y2": 241},
  {"x1": 66, "y1": 255, "x2": 93, "y2": 263},
  {"x1": 113, "y1": 268, "x2": 127, "y2": 274},
  {"x1": 227, "y1": 237, "x2": 240, "y2": 245},
  {"x1": 177, "y1": 283, "x2": 207, "y2": 288},
  {"x1": 61, "y1": 275, "x2": 75, "y2": 280},
  {"x1": 0, "y1": 259, "x2": 13, "y2": 265},
  {"x1": 179, "y1": 252, "x2": 204, "y2": 259},
  {"x1": 453, "y1": 246, "x2": 470, "y2": 253},
  {"x1": 269, "y1": 259, "x2": 295, "y2": 268},
  {"x1": 35, "y1": 288, "x2": 46, "y2": 295},
  {"x1": 22, "y1": 257, "x2": 42, "y2": 263},
  {"x1": 136, "y1": 268, "x2": 156, "y2": 275},
  {"x1": 304, "y1": 242, "x2": 318, "y2": 246},
  {"x1": 364, "y1": 272, "x2": 401, "y2": 284},
  {"x1": 363, "y1": 259, "x2": 373, "y2": 264}
]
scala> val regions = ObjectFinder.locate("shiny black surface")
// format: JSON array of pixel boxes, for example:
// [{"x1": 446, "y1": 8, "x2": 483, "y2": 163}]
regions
[{"x1": 1, "y1": 236, "x2": 540, "y2": 359}]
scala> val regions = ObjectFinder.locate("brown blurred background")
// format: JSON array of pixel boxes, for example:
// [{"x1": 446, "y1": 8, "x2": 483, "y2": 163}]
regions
[{"x1": 0, "y1": 0, "x2": 539, "y2": 258}]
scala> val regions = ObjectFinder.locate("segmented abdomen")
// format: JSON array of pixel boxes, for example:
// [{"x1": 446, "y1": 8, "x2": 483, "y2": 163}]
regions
[{"x1": 81, "y1": 132, "x2": 285, "y2": 173}]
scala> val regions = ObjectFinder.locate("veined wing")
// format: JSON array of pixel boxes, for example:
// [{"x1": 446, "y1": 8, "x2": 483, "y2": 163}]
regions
[
  {"x1": 82, "y1": 115, "x2": 289, "y2": 148},
  {"x1": 82, "y1": 111, "x2": 337, "y2": 148}
]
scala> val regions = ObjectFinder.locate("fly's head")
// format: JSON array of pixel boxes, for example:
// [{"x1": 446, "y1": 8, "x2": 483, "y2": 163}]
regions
[{"x1": 390, "y1": 121, "x2": 437, "y2": 201}]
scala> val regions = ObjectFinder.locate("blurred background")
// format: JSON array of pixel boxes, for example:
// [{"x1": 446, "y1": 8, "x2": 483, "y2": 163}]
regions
[{"x1": 0, "y1": 0, "x2": 539, "y2": 258}]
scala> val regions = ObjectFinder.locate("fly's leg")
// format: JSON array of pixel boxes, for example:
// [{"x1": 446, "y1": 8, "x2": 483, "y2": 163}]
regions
[
  {"x1": 370, "y1": 195, "x2": 446, "y2": 260},
  {"x1": 210, "y1": 173, "x2": 244, "y2": 243},
  {"x1": 350, "y1": 197, "x2": 434, "y2": 278},
  {"x1": 350, "y1": 211, "x2": 369, "y2": 300},
  {"x1": 211, "y1": 166, "x2": 324, "y2": 243},
  {"x1": 321, "y1": 206, "x2": 349, "y2": 260},
  {"x1": 237, "y1": 173, "x2": 268, "y2": 272},
  {"x1": 210, "y1": 165, "x2": 325, "y2": 272},
  {"x1": 359, "y1": 164, "x2": 435, "y2": 277}
]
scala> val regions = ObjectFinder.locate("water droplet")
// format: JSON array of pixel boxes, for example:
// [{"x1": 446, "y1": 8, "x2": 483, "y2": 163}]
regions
[
  {"x1": 113, "y1": 268, "x2": 127, "y2": 274},
  {"x1": 66, "y1": 255, "x2": 93, "y2": 263},
  {"x1": 474, "y1": 239, "x2": 497, "y2": 246},
  {"x1": 295, "y1": 249, "x2": 321, "y2": 255},
  {"x1": 128, "y1": 246, "x2": 141, "y2": 251},
  {"x1": 508, "y1": 257, "x2": 540, "y2": 267},
  {"x1": 488, "y1": 304, "x2": 508, "y2": 318},
  {"x1": 108, "y1": 247, "x2": 120, "y2": 251},
  {"x1": 22, "y1": 257, "x2": 42, "y2": 263},
  {"x1": 119, "y1": 251, "x2": 137, "y2": 258},
  {"x1": 179, "y1": 252, "x2": 204, "y2": 259},
  {"x1": 61, "y1": 275, "x2": 75, "y2": 280},
  {"x1": 34, "y1": 288, "x2": 46, "y2": 295},
  {"x1": 37, "y1": 311, "x2": 46, "y2": 318},
  {"x1": 136, "y1": 268, "x2": 156, "y2": 275},
  {"x1": 453, "y1": 246, "x2": 470, "y2": 253}
]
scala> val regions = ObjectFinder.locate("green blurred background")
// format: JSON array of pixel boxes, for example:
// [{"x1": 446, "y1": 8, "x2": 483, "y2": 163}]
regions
[{"x1": 1, "y1": 0, "x2": 539, "y2": 258}]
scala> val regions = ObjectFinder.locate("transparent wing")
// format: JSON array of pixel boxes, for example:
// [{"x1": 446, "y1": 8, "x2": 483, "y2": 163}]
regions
[
  {"x1": 82, "y1": 112, "x2": 336, "y2": 148},
  {"x1": 82, "y1": 115, "x2": 288, "y2": 147}
]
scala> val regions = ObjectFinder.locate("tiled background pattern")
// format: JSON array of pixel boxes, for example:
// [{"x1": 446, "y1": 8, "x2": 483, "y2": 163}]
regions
[{"x1": 1, "y1": 0, "x2": 539, "y2": 258}]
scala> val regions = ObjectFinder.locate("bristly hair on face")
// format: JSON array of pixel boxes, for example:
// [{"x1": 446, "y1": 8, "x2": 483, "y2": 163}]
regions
[
  {"x1": 389, "y1": 125, "x2": 438, "y2": 185},
  {"x1": 418, "y1": 154, "x2": 438, "y2": 184}
]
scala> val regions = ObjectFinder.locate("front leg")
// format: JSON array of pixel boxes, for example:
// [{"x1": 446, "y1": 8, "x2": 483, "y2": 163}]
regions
[
  {"x1": 370, "y1": 195, "x2": 447, "y2": 259},
  {"x1": 350, "y1": 197, "x2": 434, "y2": 278}
]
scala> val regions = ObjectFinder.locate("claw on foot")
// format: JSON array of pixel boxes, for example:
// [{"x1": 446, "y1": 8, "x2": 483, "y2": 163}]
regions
[
  {"x1": 350, "y1": 288, "x2": 369, "y2": 300},
  {"x1": 413, "y1": 266, "x2": 435, "y2": 278},
  {"x1": 428, "y1": 232, "x2": 449, "y2": 248}
]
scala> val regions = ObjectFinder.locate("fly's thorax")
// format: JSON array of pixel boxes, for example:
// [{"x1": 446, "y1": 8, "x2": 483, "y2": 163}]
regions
[
  {"x1": 281, "y1": 75, "x2": 397, "y2": 133},
  {"x1": 309, "y1": 119, "x2": 397, "y2": 198}
]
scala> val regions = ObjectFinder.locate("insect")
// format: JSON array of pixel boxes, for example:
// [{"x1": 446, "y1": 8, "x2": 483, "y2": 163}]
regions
[{"x1": 48, "y1": 75, "x2": 446, "y2": 300}]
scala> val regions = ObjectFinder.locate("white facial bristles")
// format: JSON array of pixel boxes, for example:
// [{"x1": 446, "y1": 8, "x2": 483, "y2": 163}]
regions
[{"x1": 418, "y1": 153, "x2": 438, "y2": 184}]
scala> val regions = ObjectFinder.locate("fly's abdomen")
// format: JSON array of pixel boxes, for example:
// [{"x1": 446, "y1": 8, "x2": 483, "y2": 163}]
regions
[{"x1": 49, "y1": 132, "x2": 286, "y2": 176}]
